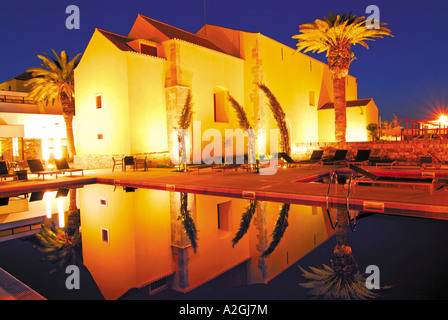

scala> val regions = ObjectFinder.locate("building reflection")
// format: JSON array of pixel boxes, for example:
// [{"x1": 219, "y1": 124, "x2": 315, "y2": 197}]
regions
[{"x1": 78, "y1": 184, "x2": 336, "y2": 300}]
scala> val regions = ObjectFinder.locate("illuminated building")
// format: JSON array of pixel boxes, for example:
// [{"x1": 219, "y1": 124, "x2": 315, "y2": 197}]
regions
[{"x1": 74, "y1": 15, "x2": 379, "y2": 165}]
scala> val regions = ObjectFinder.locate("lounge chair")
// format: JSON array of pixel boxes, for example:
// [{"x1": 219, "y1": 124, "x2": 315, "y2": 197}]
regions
[
  {"x1": 279, "y1": 150, "x2": 324, "y2": 168},
  {"x1": 27, "y1": 159, "x2": 58, "y2": 180},
  {"x1": 349, "y1": 164, "x2": 436, "y2": 192},
  {"x1": 0, "y1": 161, "x2": 18, "y2": 183},
  {"x1": 321, "y1": 149, "x2": 348, "y2": 166},
  {"x1": 371, "y1": 157, "x2": 397, "y2": 169},
  {"x1": 187, "y1": 163, "x2": 213, "y2": 173},
  {"x1": 211, "y1": 163, "x2": 242, "y2": 175},
  {"x1": 347, "y1": 150, "x2": 371, "y2": 166},
  {"x1": 428, "y1": 152, "x2": 448, "y2": 168},
  {"x1": 54, "y1": 158, "x2": 84, "y2": 176}
]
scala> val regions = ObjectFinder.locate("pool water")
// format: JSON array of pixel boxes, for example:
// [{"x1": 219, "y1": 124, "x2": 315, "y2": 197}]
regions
[{"x1": 0, "y1": 183, "x2": 448, "y2": 300}]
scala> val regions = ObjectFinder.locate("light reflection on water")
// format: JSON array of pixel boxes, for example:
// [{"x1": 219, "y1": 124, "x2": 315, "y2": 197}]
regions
[
  {"x1": 5, "y1": 184, "x2": 448, "y2": 300},
  {"x1": 77, "y1": 184, "x2": 335, "y2": 299}
]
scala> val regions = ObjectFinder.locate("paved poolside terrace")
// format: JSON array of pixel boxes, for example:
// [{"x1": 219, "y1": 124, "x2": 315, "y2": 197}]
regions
[{"x1": 0, "y1": 163, "x2": 447, "y2": 220}]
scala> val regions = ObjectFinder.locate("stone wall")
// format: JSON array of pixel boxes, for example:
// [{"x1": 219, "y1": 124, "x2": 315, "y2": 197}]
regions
[
  {"x1": 291, "y1": 140, "x2": 448, "y2": 164},
  {"x1": 74, "y1": 151, "x2": 172, "y2": 169}
]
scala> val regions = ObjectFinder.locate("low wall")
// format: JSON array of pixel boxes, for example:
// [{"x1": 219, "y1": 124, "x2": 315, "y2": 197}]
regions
[
  {"x1": 74, "y1": 152, "x2": 172, "y2": 170},
  {"x1": 291, "y1": 140, "x2": 448, "y2": 164}
]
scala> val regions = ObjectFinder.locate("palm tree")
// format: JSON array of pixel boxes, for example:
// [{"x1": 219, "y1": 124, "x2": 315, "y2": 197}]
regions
[
  {"x1": 177, "y1": 91, "x2": 193, "y2": 172},
  {"x1": 256, "y1": 83, "x2": 291, "y2": 155},
  {"x1": 293, "y1": 12, "x2": 393, "y2": 142},
  {"x1": 25, "y1": 50, "x2": 82, "y2": 160}
]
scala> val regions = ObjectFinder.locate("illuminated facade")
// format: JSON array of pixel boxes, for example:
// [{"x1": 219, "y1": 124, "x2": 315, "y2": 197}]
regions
[
  {"x1": 74, "y1": 15, "x2": 378, "y2": 163},
  {"x1": 0, "y1": 72, "x2": 67, "y2": 164}
]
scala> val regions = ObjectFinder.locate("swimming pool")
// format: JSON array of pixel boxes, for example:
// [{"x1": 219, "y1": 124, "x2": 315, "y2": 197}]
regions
[{"x1": 1, "y1": 183, "x2": 448, "y2": 300}]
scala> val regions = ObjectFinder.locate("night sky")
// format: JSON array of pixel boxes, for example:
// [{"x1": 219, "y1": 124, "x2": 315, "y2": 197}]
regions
[{"x1": 0, "y1": 0, "x2": 447, "y2": 121}]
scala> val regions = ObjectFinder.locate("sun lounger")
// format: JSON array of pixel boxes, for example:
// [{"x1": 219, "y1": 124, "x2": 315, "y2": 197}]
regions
[
  {"x1": 211, "y1": 163, "x2": 242, "y2": 175},
  {"x1": 321, "y1": 149, "x2": 348, "y2": 166},
  {"x1": 347, "y1": 149, "x2": 371, "y2": 166},
  {"x1": 349, "y1": 164, "x2": 436, "y2": 192},
  {"x1": 279, "y1": 150, "x2": 324, "y2": 168},
  {"x1": 0, "y1": 161, "x2": 18, "y2": 183},
  {"x1": 27, "y1": 159, "x2": 58, "y2": 180},
  {"x1": 54, "y1": 158, "x2": 84, "y2": 176}
]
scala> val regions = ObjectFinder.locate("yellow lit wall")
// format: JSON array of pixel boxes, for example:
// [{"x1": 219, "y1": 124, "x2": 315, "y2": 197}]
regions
[
  {"x1": 318, "y1": 99, "x2": 379, "y2": 142},
  {"x1": 161, "y1": 39, "x2": 245, "y2": 162},
  {"x1": 126, "y1": 52, "x2": 168, "y2": 153},
  {"x1": 74, "y1": 30, "x2": 132, "y2": 155},
  {"x1": 246, "y1": 202, "x2": 335, "y2": 284}
]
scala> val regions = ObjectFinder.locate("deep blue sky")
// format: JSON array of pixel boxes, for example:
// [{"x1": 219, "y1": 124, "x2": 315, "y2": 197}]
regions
[{"x1": 1, "y1": 0, "x2": 447, "y2": 121}]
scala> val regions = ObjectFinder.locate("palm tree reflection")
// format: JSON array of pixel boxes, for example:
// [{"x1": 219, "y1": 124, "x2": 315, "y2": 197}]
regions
[
  {"x1": 299, "y1": 208, "x2": 388, "y2": 300},
  {"x1": 34, "y1": 189, "x2": 82, "y2": 274}
]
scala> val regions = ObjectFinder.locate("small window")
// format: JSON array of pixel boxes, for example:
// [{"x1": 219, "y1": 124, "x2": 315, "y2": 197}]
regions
[
  {"x1": 309, "y1": 91, "x2": 315, "y2": 106},
  {"x1": 213, "y1": 90, "x2": 229, "y2": 123},
  {"x1": 217, "y1": 201, "x2": 231, "y2": 231},
  {"x1": 101, "y1": 228, "x2": 109, "y2": 243},
  {"x1": 97, "y1": 133, "x2": 104, "y2": 140},
  {"x1": 99, "y1": 198, "x2": 107, "y2": 207},
  {"x1": 141, "y1": 44, "x2": 157, "y2": 57},
  {"x1": 95, "y1": 94, "x2": 103, "y2": 109}
]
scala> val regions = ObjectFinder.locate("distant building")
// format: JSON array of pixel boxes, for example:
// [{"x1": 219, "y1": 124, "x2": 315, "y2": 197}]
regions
[
  {"x1": 74, "y1": 15, "x2": 379, "y2": 167},
  {"x1": 0, "y1": 72, "x2": 67, "y2": 165}
]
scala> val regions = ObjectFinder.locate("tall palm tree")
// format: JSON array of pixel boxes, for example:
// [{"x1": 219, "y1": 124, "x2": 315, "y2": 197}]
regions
[
  {"x1": 25, "y1": 50, "x2": 82, "y2": 160},
  {"x1": 293, "y1": 12, "x2": 393, "y2": 142}
]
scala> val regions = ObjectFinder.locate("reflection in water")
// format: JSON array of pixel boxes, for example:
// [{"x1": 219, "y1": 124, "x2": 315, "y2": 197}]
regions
[
  {"x1": 34, "y1": 189, "x2": 82, "y2": 274},
  {"x1": 179, "y1": 193, "x2": 198, "y2": 253},
  {"x1": 232, "y1": 200, "x2": 258, "y2": 247},
  {"x1": 299, "y1": 208, "x2": 389, "y2": 300},
  {"x1": 34, "y1": 185, "x2": 335, "y2": 299},
  {"x1": 262, "y1": 203, "x2": 290, "y2": 258}
]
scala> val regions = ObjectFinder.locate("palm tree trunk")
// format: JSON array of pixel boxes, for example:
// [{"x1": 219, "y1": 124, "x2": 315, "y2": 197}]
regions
[
  {"x1": 333, "y1": 77, "x2": 347, "y2": 143},
  {"x1": 63, "y1": 113, "x2": 77, "y2": 161}
]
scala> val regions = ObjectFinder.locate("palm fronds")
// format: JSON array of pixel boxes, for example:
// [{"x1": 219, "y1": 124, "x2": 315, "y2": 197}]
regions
[
  {"x1": 178, "y1": 91, "x2": 194, "y2": 130},
  {"x1": 292, "y1": 11, "x2": 393, "y2": 57},
  {"x1": 256, "y1": 83, "x2": 290, "y2": 155},
  {"x1": 232, "y1": 200, "x2": 258, "y2": 247},
  {"x1": 261, "y1": 203, "x2": 290, "y2": 258},
  {"x1": 179, "y1": 193, "x2": 198, "y2": 253},
  {"x1": 34, "y1": 222, "x2": 82, "y2": 274},
  {"x1": 25, "y1": 50, "x2": 81, "y2": 107},
  {"x1": 228, "y1": 93, "x2": 252, "y2": 131},
  {"x1": 299, "y1": 264, "x2": 379, "y2": 300}
]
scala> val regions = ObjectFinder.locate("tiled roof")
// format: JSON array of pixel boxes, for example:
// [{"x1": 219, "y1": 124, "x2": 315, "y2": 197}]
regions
[
  {"x1": 97, "y1": 29, "x2": 135, "y2": 52},
  {"x1": 319, "y1": 98, "x2": 373, "y2": 110},
  {"x1": 138, "y1": 15, "x2": 226, "y2": 53}
]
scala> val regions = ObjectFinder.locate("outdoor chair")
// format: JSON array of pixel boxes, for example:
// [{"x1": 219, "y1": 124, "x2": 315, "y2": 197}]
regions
[
  {"x1": 54, "y1": 158, "x2": 84, "y2": 176},
  {"x1": 112, "y1": 157, "x2": 122, "y2": 172},
  {"x1": 321, "y1": 149, "x2": 348, "y2": 166},
  {"x1": 134, "y1": 156, "x2": 148, "y2": 171},
  {"x1": 347, "y1": 149, "x2": 371, "y2": 166},
  {"x1": 123, "y1": 156, "x2": 135, "y2": 172},
  {"x1": 0, "y1": 161, "x2": 18, "y2": 183},
  {"x1": 279, "y1": 150, "x2": 324, "y2": 168},
  {"x1": 27, "y1": 159, "x2": 58, "y2": 180}
]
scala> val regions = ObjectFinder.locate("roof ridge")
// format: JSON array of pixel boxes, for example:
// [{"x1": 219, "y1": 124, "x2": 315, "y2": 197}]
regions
[
  {"x1": 138, "y1": 14, "x2": 209, "y2": 40},
  {"x1": 96, "y1": 28, "x2": 132, "y2": 40}
]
